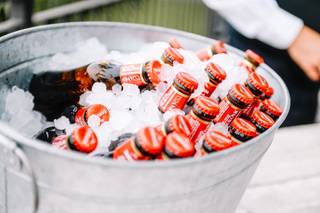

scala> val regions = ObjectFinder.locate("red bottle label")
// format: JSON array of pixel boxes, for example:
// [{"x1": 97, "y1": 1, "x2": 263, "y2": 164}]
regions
[
  {"x1": 214, "y1": 98, "x2": 241, "y2": 126},
  {"x1": 187, "y1": 111, "x2": 211, "y2": 144},
  {"x1": 200, "y1": 81, "x2": 217, "y2": 97},
  {"x1": 113, "y1": 138, "x2": 148, "y2": 161},
  {"x1": 158, "y1": 85, "x2": 190, "y2": 113},
  {"x1": 120, "y1": 63, "x2": 146, "y2": 86},
  {"x1": 75, "y1": 108, "x2": 87, "y2": 126},
  {"x1": 52, "y1": 135, "x2": 68, "y2": 150},
  {"x1": 242, "y1": 98, "x2": 260, "y2": 118}
]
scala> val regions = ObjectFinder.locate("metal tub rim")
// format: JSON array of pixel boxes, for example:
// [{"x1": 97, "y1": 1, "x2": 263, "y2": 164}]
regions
[{"x1": 0, "y1": 22, "x2": 290, "y2": 169}]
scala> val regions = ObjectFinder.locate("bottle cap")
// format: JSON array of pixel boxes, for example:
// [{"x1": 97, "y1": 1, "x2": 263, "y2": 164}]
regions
[
  {"x1": 230, "y1": 118, "x2": 257, "y2": 138},
  {"x1": 169, "y1": 38, "x2": 183, "y2": 49},
  {"x1": 261, "y1": 99, "x2": 282, "y2": 118},
  {"x1": 194, "y1": 96, "x2": 220, "y2": 117},
  {"x1": 86, "y1": 104, "x2": 110, "y2": 123},
  {"x1": 75, "y1": 107, "x2": 87, "y2": 126},
  {"x1": 264, "y1": 86, "x2": 274, "y2": 99},
  {"x1": 145, "y1": 60, "x2": 161, "y2": 86},
  {"x1": 212, "y1": 40, "x2": 227, "y2": 54},
  {"x1": 245, "y1": 49, "x2": 264, "y2": 66},
  {"x1": 165, "y1": 132, "x2": 195, "y2": 158},
  {"x1": 229, "y1": 84, "x2": 254, "y2": 106},
  {"x1": 175, "y1": 72, "x2": 199, "y2": 92},
  {"x1": 251, "y1": 111, "x2": 274, "y2": 130},
  {"x1": 164, "y1": 47, "x2": 184, "y2": 64},
  {"x1": 136, "y1": 127, "x2": 165, "y2": 156},
  {"x1": 69, "y1": 126, "x2": 98, "y2": 153},
  {"x1": 204, "y1": 130, "x2": 237, "y2": 152},
  {"x1": 206, "y1": 63, "x2": 227, "y2": 83},
  {"x1": 247, "y1": 72, "x2": 269, "y2": 95},
  {"x1": 167, "y1": 115, "x2": 192, "y2": 137}
]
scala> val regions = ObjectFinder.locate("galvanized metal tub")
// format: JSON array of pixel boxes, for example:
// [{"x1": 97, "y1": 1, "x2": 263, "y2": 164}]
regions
[{"x1": 0, "y1": 22, "x2": 290, "y2": 213}]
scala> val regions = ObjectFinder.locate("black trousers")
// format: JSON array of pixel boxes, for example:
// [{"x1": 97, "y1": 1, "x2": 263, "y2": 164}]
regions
[{"x1": 229, "y1": 29, "x2": 319, "y2": 127}]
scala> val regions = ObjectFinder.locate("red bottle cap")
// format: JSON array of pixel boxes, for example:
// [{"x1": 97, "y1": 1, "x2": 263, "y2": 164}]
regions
[
  {"x1": 194, "y1": 96, "x2": 220, "y2": 117},
  {"x1": 75, "y1": 107, "x2": 87, "y2": 126},
  {"x1": 70, "y1": 126, "x2": 98, "y2": 153},
  {"x1": 165, "y1": 132, "x2": 195, "y2": 158},
  {"x1": 204, "y1": 130, "x2": 237, "y2": 152},
  {"x1": 213, "y1": 40, "x2": 227, "y2": 54},
  {"x1": 136, "y1": 127, "x2": 165, "y2": 156},
  {"x1": 169, "y1": 38, "x2": 183, "y2": 49},
  {"x1": 164, "y1": 47, "x2": 184, "y2": 64},
  {"x1": 262, "y1": 99, "x2": 282, "y2": 117},
  {"x1": 175, "y1": 72, "x2": 199, "y2": 92},
  {"x1": 230, "y1": 118, "x2": 257, "y2": 138},
  {"x1": 247, "y1": 72, "x2": 269, "y2": 94},
  {"x1": 168, "y1": 115, "x2": 192, "y2": 137},
  {"x1": 245, "y1": 49, "x2": 264, "y2": 66},
  {"x1": 251, "y1": 111, "x2": 275, "y2": 129},
  {"x1": 264, "y1": 86, "x2": 274, "y2": 98},
  {"x1": 86, "y1": 104, "x2": 110, "y2": 123},
  {"x1": 145, "y1": 60, "x2": 162, "y2": 86},
  {"x1": 206, "y1": 63, "x2": 227, "y2": 83},
  {"x1": 229, "y1": 84, "x2": 254, "y2": 105}
]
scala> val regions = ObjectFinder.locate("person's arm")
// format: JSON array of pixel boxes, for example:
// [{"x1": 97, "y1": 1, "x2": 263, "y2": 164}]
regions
[
  {"x1": 203, "y1": 0, "x2": 320, "y2": 81},
  {"x1": 202, "y1": 0, "x2": 303, "y2": 49}
]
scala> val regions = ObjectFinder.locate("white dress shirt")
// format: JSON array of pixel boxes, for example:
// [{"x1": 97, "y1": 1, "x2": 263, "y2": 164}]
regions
[{"x1": 202, "y1": 0, "x2": 304, "y2": 49}]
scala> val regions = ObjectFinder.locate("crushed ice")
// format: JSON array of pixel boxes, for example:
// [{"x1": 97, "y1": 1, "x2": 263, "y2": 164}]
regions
[{"x1": 0, "y1": 37, "x2": 243, "y2": 149}]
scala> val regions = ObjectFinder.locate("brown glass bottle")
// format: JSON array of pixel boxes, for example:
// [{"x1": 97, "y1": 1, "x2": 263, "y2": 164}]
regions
[{"x1": 29, "y1": 60, "x2": 120, "y2": 120}]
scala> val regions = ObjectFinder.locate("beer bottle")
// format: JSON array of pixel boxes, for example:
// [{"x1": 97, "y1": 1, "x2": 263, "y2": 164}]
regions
[
  {"x1": 113, "y1": 127, "x2": 165, "y2": 161},
  {"x1": 196, "y1": 130, "x2": 238, "y2": 156},
  {"x1": 260, "y1": 99, "x2": 282, "y2": 121},
  {"x1": 214, "y1": 84, "x2": 254, "y2": 126},
  {"x1": 241, "y1": 72, "x2": 269, "y2": 119},
  {"x1": 250, "y1": 111, "x2": 275, "y2": 134},
  {"x1": 158, "y1": 132, "x2": 195, "y2": 160},
  {"x1": 158, "y1": 72, "x2": 198, "y2": 113},
  {"x1": 228, "y1": 118, "x2": 257, "y2": 143},
  {"x1": 51, "y1": 125, "x2": 98, "y2": 153},
  {"x1": 196, "y1": 40, "x2": 227, "y2": 61}
]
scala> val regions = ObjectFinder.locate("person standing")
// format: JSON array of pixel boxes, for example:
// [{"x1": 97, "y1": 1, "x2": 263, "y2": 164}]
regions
[{"x1": 202, "y1": 0, "x2": 320, "y2": 126}]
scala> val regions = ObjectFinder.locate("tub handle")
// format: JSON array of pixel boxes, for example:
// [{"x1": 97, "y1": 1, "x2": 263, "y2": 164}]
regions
[{"x1": 0, "y1": 134, "x2": 39, "y2": 213}]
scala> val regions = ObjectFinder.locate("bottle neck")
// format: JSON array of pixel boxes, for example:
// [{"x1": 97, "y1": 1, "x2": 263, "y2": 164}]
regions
[
  {"x1": 227, "y1": 94, "x2": 248, "y2": 109},
  {"x1": 173, "y1": 80, "x2": 193, "y2": 95}
]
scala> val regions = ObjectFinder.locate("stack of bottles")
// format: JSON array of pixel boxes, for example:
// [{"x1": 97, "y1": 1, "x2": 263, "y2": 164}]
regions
[{"x1": 33, "y1": 38, "x2": 283, "y2": 161}]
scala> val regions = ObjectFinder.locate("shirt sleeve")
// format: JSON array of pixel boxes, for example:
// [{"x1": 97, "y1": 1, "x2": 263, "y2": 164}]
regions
[{"x1": 202, "y1": 0, "x2": 304, "y2": 49}]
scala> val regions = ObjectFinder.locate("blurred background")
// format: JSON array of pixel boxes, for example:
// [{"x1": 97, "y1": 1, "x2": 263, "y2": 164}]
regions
[
  {"x1": 0, "y1": 0, "x2": 319, "y2": 123},
  {"x1": 0, "y1": 0, "x2": 228, "y2": 38},
  {"x1": 0, "y1": 1, "x2": 319, "y2": 213}
]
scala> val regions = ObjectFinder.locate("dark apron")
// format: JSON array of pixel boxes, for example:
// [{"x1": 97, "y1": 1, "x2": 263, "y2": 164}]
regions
[
  {"x1": 228, "y1": 0, "x2": 320, "y2": 126},
  {"x1": 278, "y1": 0, "x2": 319, "y2": 33}
]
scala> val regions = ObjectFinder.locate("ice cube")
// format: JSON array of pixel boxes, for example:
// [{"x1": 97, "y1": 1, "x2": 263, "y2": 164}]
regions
[
  {"x1": 112, "y1": 84, "x2": 122, "y2": 96},
  {"x1": 92, "y1": 82, "x2": 107, "y2": 94},
  {"x1": 54, "y1": 116, "x2": 70, "y2": 130},
  {"x1": 210, "y1": 53, "x2": 235, "y2": 72},
  {"x1": 65, "y1": 124, "x2": 78, "y2": 136},
  {"x1": 211, "y1": 123, "x2": 229, "y2": 135},
  {"x1": 163, "y1": 109, "x2": 185, "y2": 121},
  {"x1": 109, "y1": 110, "x2": 133, "y2": 131},
  {"x1": 5, "y1": 86, "x2": 34, "y2": 115},
  {"x1": 160, "y1": 64, "x2": 175, "y2": 83},
  {"x1": 122, "y1": 84, "x2": 140, "y2": 97},
  {"x1": 87, "y1": 115, "x2": 101, "y2": 128}
]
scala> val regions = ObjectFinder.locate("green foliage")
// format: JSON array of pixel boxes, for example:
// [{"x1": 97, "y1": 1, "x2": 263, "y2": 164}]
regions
[{"x1": 33, "y1": 0, "x2": 210, "y2": 35}]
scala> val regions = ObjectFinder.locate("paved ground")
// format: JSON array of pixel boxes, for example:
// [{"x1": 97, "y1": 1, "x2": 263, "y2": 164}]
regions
[{"x1": 236, "y1": 123, "x2": 320, "y2": 213}]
